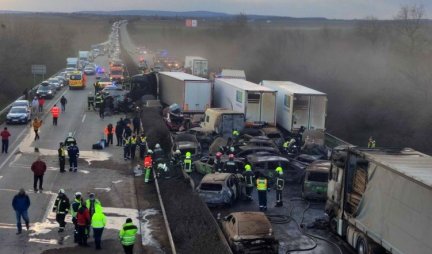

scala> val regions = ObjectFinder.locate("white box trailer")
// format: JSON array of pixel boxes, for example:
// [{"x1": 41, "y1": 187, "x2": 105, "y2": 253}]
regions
[
  {"x1": 218, "y1": 69, "x2": 246, "y2": 79},
  {"x1": 260, "y1": 80, "x2": 327, "y2": 132},
  {"x1": 184, "y1": 56, "x2": 208, "y2": 77},
  {"x1": 327, "y1": 147, "x2": 432, "y2": 254},
  {"x1": 158, "y1": 72, "x2": 212, "y2": 113},
  {"x1": 214, "y1": 78, "x2": 276, "y2": 125}
]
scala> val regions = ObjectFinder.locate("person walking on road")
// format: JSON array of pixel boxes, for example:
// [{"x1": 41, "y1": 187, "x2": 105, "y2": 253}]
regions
[
  {"x1": 67, "y1": 143, "x2": 80, "y2": 172},
  {"x1": 12, "y1": 188, "x2": 30, "y2": 234},
  {"x1": 38, "y1": 97, "x2": 45, "y2": 113},
  {"x1": 1, "y1": 127, "x2": 11, "y2": 154},
  {"x1": 132, "y1": 115, "x2": 141, "y2": 135},
  {"x1": 53, "y1": 189, "x2": 70, "y2": 232},
  {"x1": 77, "y1": 202, "x2": 90, "y2": 247},
  {"x1": 119, "y1": 218, "x2": 138, "y2": 254},
  {"x1": 31, "y1": 97, "x2": 39, "y2": 116},
  {"x1": 105, "y1": 123, "x2": 115, "y2": 145},
  {"x1": 256, "y1": 173, "x2": 268, "y2": 211},
  {"x1": 243, "y1": 164, "x2": 254, "y2": 201},
  {"x1": 51, "y1": 104, "x2": 60, "y2": 126},
  {"x1": 91, "y1": 206, "x2": 106, "y2": 250},
  {"x1": 58, "y1": 142, "x2": 66, "y2": 173},
  {"x1": 31, "y1": 157, "x2": 46, "y2": 192},
  {"x1": 60, "y1": 96, "x2": 67, "y2": 112},
  {"x1": 32, "y1": 118, "x2": 42, "y2": 140},
  {"x1": 115, "y1": 119, "x2": 124, "y2": 146},
  {"x1": 71, "y1": 192, "x2": 82, "y2": 243}
]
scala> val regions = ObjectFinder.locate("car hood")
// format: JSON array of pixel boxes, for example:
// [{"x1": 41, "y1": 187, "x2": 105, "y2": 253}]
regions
[{"x1": 7, "y1": 113, "x2": 26, "y2": 117}]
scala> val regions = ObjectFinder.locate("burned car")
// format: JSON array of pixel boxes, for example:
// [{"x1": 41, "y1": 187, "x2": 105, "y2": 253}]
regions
[
  {"x1": 171, "y1": 133, "x2": 201, "y2": 160},
  {"x1": 196, "y1": 173, "x2": 243, "y2": 206},
  {"x1": 221, "y1": 212, "x2": 279, "y2": 254},
  {"x1": 194, "y1": 156, "x2": 244, "y2": 175},
  {"x1": 248, "y1": 155, "x2": 307, "y2": 183},
  {"x1": 302, "y1": 160, "x2": 330, "y2": 200},
  {"x1": 233, "y1": 137, "x2": 279, "y2": 152},
  {"x1": 235, "y1": 146, "x2": 280, "y2": 159}
]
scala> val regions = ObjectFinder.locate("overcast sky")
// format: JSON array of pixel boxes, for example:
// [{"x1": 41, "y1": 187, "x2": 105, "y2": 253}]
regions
[{"x1": 0, "y1": 0, "x2": 431, "y2": 19}]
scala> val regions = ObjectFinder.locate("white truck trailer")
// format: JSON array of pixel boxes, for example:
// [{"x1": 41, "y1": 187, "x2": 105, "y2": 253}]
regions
[
  {"x1": 158, "y1": 72, "x2": 212, "y2": 113},
  {"x1": 214, "y1": 78, "x2": 276, "y2": 125},
  {"x1": 326, "y1": 147, "x2": 432, "y2": 254},
  {"x1": 66, "y1": 57, "x2": 78, "y2": 68},
  {"x1": 184, "y1": 56, "x2": 208, "y2": 77},
  {"x1": 260, "y1": 80, "x2": 327, "y2": 132}
]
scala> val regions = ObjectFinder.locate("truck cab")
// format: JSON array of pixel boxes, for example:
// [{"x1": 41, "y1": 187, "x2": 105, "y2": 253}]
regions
[{"x1": 198, "y1": 108, "x2": 245, "y2": 138}]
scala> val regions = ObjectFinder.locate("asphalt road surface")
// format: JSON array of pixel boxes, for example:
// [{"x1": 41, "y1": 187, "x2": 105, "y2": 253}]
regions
[{"x1": 0, "y1": 53, "x2": 169, "y2": 253}]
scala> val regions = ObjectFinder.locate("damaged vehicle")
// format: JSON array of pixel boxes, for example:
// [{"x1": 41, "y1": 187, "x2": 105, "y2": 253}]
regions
[
  {"x1": 194, "y1": 156, "x2": 244, "y2": 175},
  {"x1": 302, "y1": 160, "x2": 330, "y2": 200},
  {"x1": 221, "y1": 212, "x2": 279, "y2": 254},
  {"x1": 171, "y1": 133, "x2": 201, "y2": 160},
  {"x1": 197, "y1": 173, "x2": 243, "y2": 206},
  {"x1": 248, "y1": 155, "x2": 307, "y2": 183}
]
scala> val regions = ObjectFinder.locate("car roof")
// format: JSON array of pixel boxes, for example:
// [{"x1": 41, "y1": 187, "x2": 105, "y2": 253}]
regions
[
  {"x1": 306, "y1": 160, "x2": 331, "y2": 172},
  {"x1": 14, "y1": 100, "x2": 29, "y2": 104},
  {"x1": 10, "y1": 106, "x2": 27, "y2": 110},
  {"x1": 247, "y1": 155, "x2": 289, "y2": 163},
  {"x1": 238, "y1": 146, "x2": 279, "y2": 152},
  {"x1": 260, "y1": 127, "x2": 282, "y2": 135},
  {"x1": 201, "y1": 173, "x2": 232, "y2": 183}
]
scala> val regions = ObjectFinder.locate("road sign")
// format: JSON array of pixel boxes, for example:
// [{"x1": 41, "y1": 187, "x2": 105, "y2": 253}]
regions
[
  {"x1": 185, "y1": 19, "x2": 197, "y2": 27},
  {"x1": 31, "y1": 65, "x2": 46, "y2": 75}
]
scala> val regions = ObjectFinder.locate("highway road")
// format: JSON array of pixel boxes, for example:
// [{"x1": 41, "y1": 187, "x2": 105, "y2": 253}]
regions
[{"x1": 0, "y1": 52, "x2": 169, "y2": 253}]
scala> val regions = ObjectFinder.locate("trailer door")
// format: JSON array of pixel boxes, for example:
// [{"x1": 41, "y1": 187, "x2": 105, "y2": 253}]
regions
[
  {"x1": 185, "y1": 81, "x2": 210, "y2": 112},
  {"x1": 246, "y1": 93, "x2": 260, "y2": 122},
  {"x1": 193, "y1": 60, "x2": 208, "y2": 77},
  {"x1": 292, "y1": 95, "x2": 310, "y2": 130},
  {"x1": 261, "y1": 92, "x2": 276, "y2": 124},
  {"x1": 309, "y1": 96, "x2": 327, "y2": 130}
]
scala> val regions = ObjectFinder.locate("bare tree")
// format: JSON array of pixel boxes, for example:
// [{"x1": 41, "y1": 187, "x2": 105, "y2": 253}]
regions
[{"x1": 393, "y1": 3, "x2": 426, "y2": 53}]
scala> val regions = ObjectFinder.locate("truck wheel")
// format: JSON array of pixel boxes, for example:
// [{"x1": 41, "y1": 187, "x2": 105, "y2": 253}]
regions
[{"x1": 357, "y1": 236, "x2": 368, "y2": 254}]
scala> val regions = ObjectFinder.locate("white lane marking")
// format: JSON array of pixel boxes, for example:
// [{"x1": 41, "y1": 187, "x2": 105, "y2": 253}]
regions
[
  {"x1": 112, "y1": 180, "x2": 123, "y2": 184},
  {"x1": 0, "y1": 176, "x2": 3, "y2": 180},
  {"x1": 81, "y1": 114, "x2": 86, "y2": 123},
  {"x1": 94, "y1": 187, "x2": 111, "y2": 192}
]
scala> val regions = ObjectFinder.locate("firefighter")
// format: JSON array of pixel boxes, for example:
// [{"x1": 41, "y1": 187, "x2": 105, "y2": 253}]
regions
[
  {"x1": 87, "y1": 92, "x2": 95, "y2": 111},
  {"x1": 172, "y1": 149, "x2": 182, "y2": 170},
  {"x1": 215, "y1": 152, "x2": 223, "y2": 172},
  {"x1": 138, "y1": 134, "x2": 147, "y2": 159},
  {"x1": 256, "y1": 173, "x2": 268, "y2": 211},
  {"x1": 232, "y1": 128, "x2": 240, "y2": 140},
  {"x1": 153, "y1": 143, "x2": 164, "y2": 162},
  {"x1": 95, "y1": 92, "x2": 103, "y2": 109},
  {"x1": 224, "y1": 154, "x2": 238, "y2": 173},
  {"x1": 243, "y1": 164, "x2": 254, "y2": 201},
  {"x1": 144, "y1": 150, "x2": 153, "y2": 183},
  {"x1": 368, "y1": 136, "x2": 376, "y2": 148},
  {"x1": 184, "y1": 152, "x2": 192, "y2": 173},
  {"x1": 275, "y1": 166, "x2": 285, "y2": 207},
  {"x1": 71, "y1": 192, "x2": 82, "y2": 243},
  {"x1": 52, "y1": 189, "x2": 70, "y2": 232},
  {"x1": 129, "y1": 134, "x2": 137, "y2": 160}
]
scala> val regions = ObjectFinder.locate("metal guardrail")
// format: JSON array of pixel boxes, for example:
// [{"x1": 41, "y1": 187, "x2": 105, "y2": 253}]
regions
[{"x1": 325, "y1": 132, "x2": 352, "y2": 148}]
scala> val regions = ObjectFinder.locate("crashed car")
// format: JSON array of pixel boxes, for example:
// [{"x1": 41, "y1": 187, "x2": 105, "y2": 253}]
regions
[
  {"x1": 260, "y1": 127, "x2": 284, "y2": 147},
  {"x1": 233, "y1": 137, "x2": 279, "y2": 152},
  {"x1": 235, "y1": 146, "x2": 280, "y2": 159},
  {"x1": 221, "y1": 212, "x2": 279, "y2": 254},
  {"x1": 171, "y1": 133, "x2": 201, "y2": 160},
  {"x1": 196, "y1": 173, "x2": 243, "y2": 206},
  {"x1": 247, "y1": 155, "x2": 307, "y2": 183},
  {"x1": 302, "y1": 160, "x2": 330, "y2": 200},
  {"x1": 194, "y1": 156, "x2": 244, "y2": 175}
]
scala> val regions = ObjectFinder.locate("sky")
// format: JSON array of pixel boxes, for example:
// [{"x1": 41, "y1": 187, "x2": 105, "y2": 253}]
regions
[{"x1": 0, "y1": 0, "x2": 431, "y2": 19}]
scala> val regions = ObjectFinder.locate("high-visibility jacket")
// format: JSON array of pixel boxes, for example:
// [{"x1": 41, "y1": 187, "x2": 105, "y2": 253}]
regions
[
  {"x1": 86, "y1": 198, "x2": 102, "y2": 216},
  {"x1": 104, "y1": 126, "x2": 115, "y2": 135},
  {"x1": 119, "y1": 222, "x2": 138, "y2": 246},
  {"x1": 139, "y1": 136, "x2": 147, "y2": 145},
  {"x1": 276, "y1": 176, "x2": 285, "y2": 191},
  {"x1": 71, "y1": 198, "x2": 81, "y2": 218},
  {"x1": 126, "y1": 136, "x2": 137, "y2": 145},
  {"x1": 256, "y1": 178, "x2": 268, "y2": 191},
  {"x1": 144, "y1": 155, "x2": 152, "y2": 168},
  {"x1": 51, "y1": 106, "x2": 60, "y2": 117},
  {"x1": 243, "y1": 171, "x2": 255, "y2": 187},
  {"x1": 58, "y1": 147, "x2": 66, "y2": 158},
  {"x1": 91, "y1": 209, "x2": 106, "y2": 228},
  {"x1": 184, "y1": 158, "x2": 192, "y2": 172},
  {"x1": 368, "y1": 140, "x2": 376, "y2": 148},
  {"x1": 232, "y1": 130, "x2": 240, "y2": 136}
]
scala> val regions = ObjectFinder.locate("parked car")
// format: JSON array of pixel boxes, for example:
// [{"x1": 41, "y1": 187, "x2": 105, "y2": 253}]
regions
[
  {"x1": 302, "y1": 160, "x2": 330, "y2": 200},
  {"x1": 6, "y1": 106, "x2": 31, "y2": 124},
  {"x1": 36, "y1": 82, "x2": 55, "y2": 99},
  {"x1": 221, "y1": 212, "x2": 279, "y2": 254},
  {"x1": 171, "y1": 133, "x2": 201, "y2": 160},
  {"x1": 196, "y1": 173, "x2": 242, "y2": 206}
]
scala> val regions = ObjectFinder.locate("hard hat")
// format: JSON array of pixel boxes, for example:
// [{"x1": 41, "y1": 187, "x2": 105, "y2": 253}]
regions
[
  {"x1": 276, "y1": 166, "x2": 283, "y2": 174},
  {"x1": 155, "y1": 144, "x2": 160, "y2": 149},
  {"x1": 245, "y1": 164, "x2": 251, "y2": 171},
  {"x1": 228, "y1": 154, "x2": 234, "y2": 159},
  {"x1": 185, "y1": 151, "x2": 191, "y2": 158},
  {"x1": 175, "y1": 149, "x2": 181, "y2": 155},
  {"x1": 58, "y1": 189, "x2": 65, "y2": 194},
  {"x1": 147, "y1": 149, "x2": 153, "y2": 154},
  {"x1": 75, "y1": 192, "x2": 82, "y2": 197},
  {"x1": 216, "y1": 152, "x2": 222, "y2": 158}
]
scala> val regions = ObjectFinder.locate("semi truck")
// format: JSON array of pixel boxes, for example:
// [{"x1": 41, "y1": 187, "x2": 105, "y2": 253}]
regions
[
  {"x1": 158, "y1": 71, "x2": 212, "y2": 113},
  {"x1": 326, "y1": 147, "x2": 432, "y2": 254},
  {"x1": 214, "y1": 78, "x2": 276, "y2": 125},
  {"x1": 260, "y1": 80, "x2": 327, "y2": 133},
  {"x1": 184, "y1": 56, "x2": 208, "y2": 77},
  {"x1": 190, "y1": 108, "x2": 245, "y2": 139}
]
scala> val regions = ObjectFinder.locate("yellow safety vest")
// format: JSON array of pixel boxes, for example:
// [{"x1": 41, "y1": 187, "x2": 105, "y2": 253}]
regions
[
  {"x1": 91, "y1": 212, "x2": 106, "y2": 228},
  {"x1": 256, "y1": 178, "x2": 267, "y2": 191},
  {"x1": 130, "y1": 137, "x2": 137, "y2": 144}
]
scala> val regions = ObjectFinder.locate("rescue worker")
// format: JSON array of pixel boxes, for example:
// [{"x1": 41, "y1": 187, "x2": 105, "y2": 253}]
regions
[
  {"x1": 129, "y1": 134, "x2": 137, "y2": 160},
  {"x1": 85, "y1": 193, "x2": 102, "y2": 220},
  {"x1": 123, "y1": 124, "x2": 132, "y2": 145},
  {"x1": 184, "y1": 152, "x2": 192, "y2": 173},
  {"x1": 368, "y1": 136, "x2": 376, "y2": 148},
  {"x1": 123, "y1": 136, "x2": 132, "y2": 160},
  {"x1": 58, "y1": 142, "x2": 66, "y2": 173},
  {"x1": 224, "y1": 154, "x2": 238, "y2": 173},
  {"x1": 32, "y1": 117, "x2": 42, "y2": 140},
  {"x1": 172, "y1": 149, "x2": 182, "y2": 169},
  {"x1": 52, "y1": 189, "x2": 70, "y2": 232},
  {"x1": 256, "y1": 173, "x2": 268, "y2": 211},
  {"x1": 50, "y1": 104, "x2": 60, "y2": 126},
  {"x1": 275, "y1": 166, "x2": 285, "y2": 207},
  {"x1": 76, "y1": 202, "x2": 90, "y2": 246},
  {"x1": 99, "y1": 98, "x2": 105, "y2": 119},
  {"x1": 232, "y1": 128, "x2": 240, "y2": 141},
  {"x1": 95, "y1": 92, "x2": 103, "y2": 109},
  {"x1": 71, "y1": 192, "x2": 82, "y2": 243},
  {"x1": 243, "y1": 164, "x2": 254, "y2": 201},
  {"x1": 105, "y1": 123, "x2": 115, "y2": 145},
  {"x1": 215, "y1": 152, "x2": 223, "y2": 172},
  {"x1": 132, "y1": 115, "x2": 141, "y2": 135},
  {"x1": 144, "y1": 150, "x2": 153, "y2": 183},
  {"x1": 67, "y1": 142, "x2": 80, "y2": 172},
  {"x1": 87, "y1": 92, "x2": 95, "y2": 111},
  {"x1": 115, "y1": 119, "x2": 124, "y2": 146},
  {"x1": 138, "y1": 133, "x2": 147, "y2": 159},
  {"x1": 153, "y1": 143, "x2": 164, "y2": 162},
  {"x1": 64, "y1": 132, "x2": 77, "y2": 147},
  {"x1": 91, "y1": 206, "x2": 106, "y2": 250},
  {"x1": 119, "y1": 218, "x2": 138, "y2": 254}
]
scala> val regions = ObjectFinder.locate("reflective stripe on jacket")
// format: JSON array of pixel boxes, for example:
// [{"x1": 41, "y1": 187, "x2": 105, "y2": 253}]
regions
[
  {"x1": 119, "y1": 222, "x2": 138, "y2": 246},
  {"x1": 256, "y1": 178, "x2": 268, "y2": 191}
]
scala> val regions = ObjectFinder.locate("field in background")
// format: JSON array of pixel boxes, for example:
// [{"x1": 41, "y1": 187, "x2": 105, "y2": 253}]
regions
[
  {"x1": 0, "y1": 14, "x2": 111, "y2": 107},
  {"x1": 128, "y1": 17, "x2": 432, "y2": 154}
]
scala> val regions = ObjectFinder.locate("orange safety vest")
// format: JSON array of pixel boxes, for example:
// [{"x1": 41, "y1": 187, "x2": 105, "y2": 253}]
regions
[
  {"x1": 51, "y1": 106, "x2": 60, "y2": 117},
  {"x1": 104, "y1": 127, "x2": 115, "y2": 135},
  {"x1": 144, "y1": 156, "x2": 152, "y2": 168}
]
